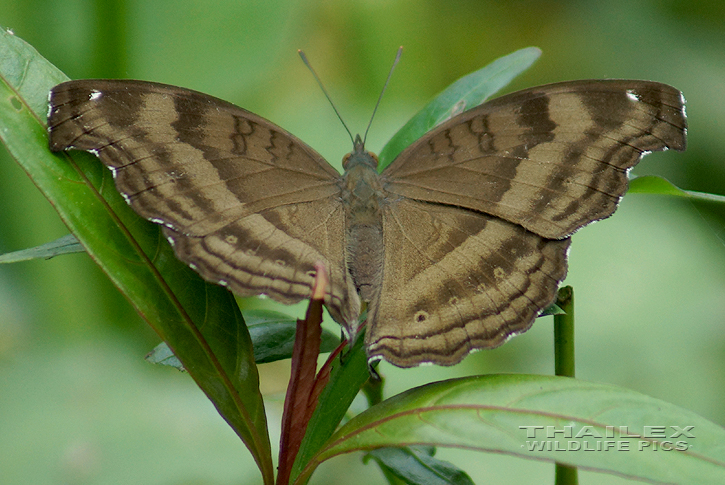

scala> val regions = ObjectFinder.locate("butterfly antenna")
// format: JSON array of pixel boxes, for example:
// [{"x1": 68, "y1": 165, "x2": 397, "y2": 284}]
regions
[
  {"x1": 298, "y1": 50, "x2": 355, "y2": 146},
  {"x1": 363, "y1": 46, "x2": 403, "y2": 146}
]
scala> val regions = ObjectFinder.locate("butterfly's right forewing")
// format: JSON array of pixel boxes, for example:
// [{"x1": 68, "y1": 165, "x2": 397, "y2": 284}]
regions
[{"x1": 382, "y1": 80, "x2": 687, "y2": 239}]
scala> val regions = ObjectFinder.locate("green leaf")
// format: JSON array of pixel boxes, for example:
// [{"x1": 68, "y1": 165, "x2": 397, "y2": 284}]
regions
[
  {"x1": 0, "y1": 233, "x2": 84, "y2": 263},
  {"x1": 147, "y1": 309, "x2": 341, "y2": 368},
  {"x1": 541, "y1": 302, "x2": 565, "y2": 316},
  {"x1": 245, "y1": 309, "x2": 341, "y2": 364},
  {"x1": 630, "y1": 175, "x2": 725, "y2": 204},
  {"x1": 365, "y1": 446, "x2": 474, "y2": 485},
  {"x1": 146, "y1": 342, "x2": 185, "y2": 370},
  {"x1": 377, "y1": 47, "x2": 541, "y2": 169},
  {"x1": 629, "y1": 175, "x2": 690, "y2": 196},
  {"x1": 299, "y1": 375, "x2": 725, "y2": 485},
  {"x1": 0, "y1": 28, "x2": 274, "y2": 484}
]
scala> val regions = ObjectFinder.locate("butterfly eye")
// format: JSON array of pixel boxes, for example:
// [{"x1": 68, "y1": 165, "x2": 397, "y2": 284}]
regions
[{"x1": 342, "y1": 153, "x2": 352, "y2": 169}]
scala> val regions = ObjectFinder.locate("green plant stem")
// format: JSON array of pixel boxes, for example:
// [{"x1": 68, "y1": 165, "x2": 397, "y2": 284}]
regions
[
  {"x1": 554, "y1": 286, "x2": 575, "y2": 378},
  {"x1": 555, "y1": 465, "x2": 578, "y2": 485},
  {"x1": 554, "y1": 286, "x2": 578, "y2": 485}
]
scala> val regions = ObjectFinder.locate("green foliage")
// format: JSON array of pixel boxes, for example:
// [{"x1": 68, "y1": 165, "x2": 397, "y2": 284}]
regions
[
  {"x1": 302, "y1": 375, "x2": 725, "y2": 485},
  {"x1": 0, "y1": 234, "x2": 83, "y2": 263},
  {"x1": 0, "y1": 28, "x2": 274, "y2": 483},
  {"x1": 147, "y1": 310, "x2": 343, "y2": 369},
  {"x1": 365, "y1": 446, "x2": 475, "y2": 485}
]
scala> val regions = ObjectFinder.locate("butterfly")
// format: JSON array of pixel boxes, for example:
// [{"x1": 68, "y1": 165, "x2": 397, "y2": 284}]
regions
[{"x1": 47, "y1": 77, "x2": 686, "y2": 367}]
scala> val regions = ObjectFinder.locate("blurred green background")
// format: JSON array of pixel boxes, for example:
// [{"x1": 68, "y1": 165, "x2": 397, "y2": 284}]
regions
[{"x1": 1, "y1": 0, "x2": 724, "y2": 484}]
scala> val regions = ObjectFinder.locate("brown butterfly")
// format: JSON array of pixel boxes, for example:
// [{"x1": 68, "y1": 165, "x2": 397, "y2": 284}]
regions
[{"x1": 48, "y1": 78, "x2": 686, "y2": 367}]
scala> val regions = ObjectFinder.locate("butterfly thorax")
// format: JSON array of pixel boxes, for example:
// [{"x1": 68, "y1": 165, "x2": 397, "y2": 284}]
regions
[{"x1": 341, "y1": 141, "x2": 385, "y2": 303}]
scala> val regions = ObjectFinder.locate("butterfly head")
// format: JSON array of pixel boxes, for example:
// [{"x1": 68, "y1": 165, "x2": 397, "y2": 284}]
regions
[{"x1": 342, "y1": 134, "x2": 379, "y2": 170}]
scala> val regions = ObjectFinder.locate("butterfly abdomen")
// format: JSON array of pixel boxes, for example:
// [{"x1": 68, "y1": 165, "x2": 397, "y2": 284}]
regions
[
  {"x1": 341, "y1": 153, "x2": 386, "y2": 302},
  {"x1": 347, "y1": 223, "x2": 384, "y2": 302}
]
